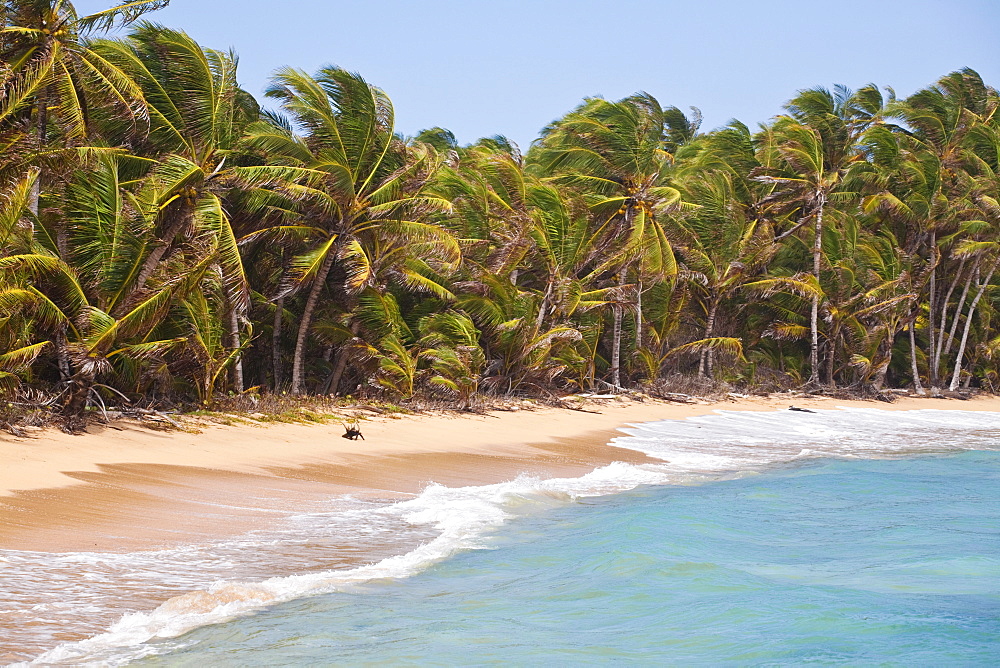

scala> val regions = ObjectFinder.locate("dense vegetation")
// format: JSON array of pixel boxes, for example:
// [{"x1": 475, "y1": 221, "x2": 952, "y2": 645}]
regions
[{"x1": 2, "y1": 1, "x2": 999, "y2": 422}]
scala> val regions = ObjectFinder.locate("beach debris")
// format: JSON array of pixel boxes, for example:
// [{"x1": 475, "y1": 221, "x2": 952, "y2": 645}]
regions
[
  {"x1": 659, "y1": 392, "x2": 695, "y2": 403},
  {"x1": 342, "y1": 419, "x2": 365, "y2": 440},
  {"x1": 788, "y1": 405, "x2": 815, "y2": 413}
]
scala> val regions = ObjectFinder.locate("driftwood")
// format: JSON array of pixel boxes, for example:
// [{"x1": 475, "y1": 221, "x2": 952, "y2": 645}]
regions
[
  {"x1": 342, "y1": 419, "x2": 365, "y2": 440},
  {"x1": 124, "y1": 407, "x2": 184, "y2": 429}
]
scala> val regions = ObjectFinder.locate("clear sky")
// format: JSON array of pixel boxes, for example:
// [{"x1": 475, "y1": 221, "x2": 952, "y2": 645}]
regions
[{"x1": 74, "y1": 0, "x2": 1000, "y2": 148}]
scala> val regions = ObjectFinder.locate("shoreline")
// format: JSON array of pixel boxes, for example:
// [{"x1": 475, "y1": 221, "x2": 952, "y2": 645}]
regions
[
  {"x1": 5, "y1": 393, "x2": 1000, "y2": 663},
  {"x1": 3, "y1": 393, "x2": 1000, "y2": 553}
]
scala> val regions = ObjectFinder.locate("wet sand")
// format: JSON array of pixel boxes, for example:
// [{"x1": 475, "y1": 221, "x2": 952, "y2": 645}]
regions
[{"x1": 3, "y1": 394, "x2": 1000, "y2": 553}]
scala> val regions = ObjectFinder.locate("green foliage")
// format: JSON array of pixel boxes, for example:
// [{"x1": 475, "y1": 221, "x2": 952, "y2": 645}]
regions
[
  {"x1": 419, "y1": 311, "x2": 484, "y2": 408},
  {"x1": 1, "y1": 11, "x2": 998, "y2": 408}
]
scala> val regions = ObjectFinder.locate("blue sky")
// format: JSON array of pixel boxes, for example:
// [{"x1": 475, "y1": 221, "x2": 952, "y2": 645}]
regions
[{"x1": 75, "y1": 0, "x2": 1000, "y2": 148}]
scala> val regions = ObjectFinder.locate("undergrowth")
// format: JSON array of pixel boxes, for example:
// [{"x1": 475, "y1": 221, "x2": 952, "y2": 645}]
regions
[{"x1": 0, "y1": 380, "x2": 978, "y2": 437}]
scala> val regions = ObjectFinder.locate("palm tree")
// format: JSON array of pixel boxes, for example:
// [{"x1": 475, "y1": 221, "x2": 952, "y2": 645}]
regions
[
  {"x1": 92, "y1": 23, "x2": 265, "y2": 390},
  {"x1": 457, "y1": 271, "x2": 583, "y2": 393},
  {"x1": 0, "y1": 248, "x2": 202, "y2": 419},
  {"x1": 755, "y1": 85, "x2": 883, "y2": 385},
  {"x1": 418, "y1": 310, "x2": 484, "y2": 409},
  {"x1": 946, "y1": 163, "x2": 1000, "y2": 390},
  {"x1": 0, "y1": 153, "x2": 232, "y2": 414},
  {"x1": 534, "y1": 93, "x2": 684, "y2": 387},
  {"x1": 436, "y1": 137, "x2": 609, "y2": 338},
  {"x1": 248, "y1": 66, "x2": 455, "y2": 394},
  {"x1": 673, "y1": 122, "x2": 775, "y2": 378},
  {"x1": 431, "y1": 136, "x2": 613, "y2": 392},
  {"x1": 885, "y1": 69, "x2": 998, "y2": 390},
  {"x1": 0, "y1": 0, "x2": 168, "y2": 218}
]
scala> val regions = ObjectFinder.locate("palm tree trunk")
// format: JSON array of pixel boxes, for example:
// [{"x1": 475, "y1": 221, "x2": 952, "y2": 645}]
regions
[
  {"x1": 328, "y1": 320, "x2": 361, "y2": 396},
  {"x1": 872, "y1": 345, "x2": 889, "y2": 390},
  {"x1": 327, "y1": 349, "x2": 348, "y2": 397},
  {"x1": 610, "y1": 270, "x2": 625, "y2": 388},
  {"x1": 808, "y1": 195, "x2": 825, "y2": 386},
  {"x1": 291, "y1": 248, "x2": 338, "y2": 394},
  {"x1": 809, "y1": 294, "x2": 821, "y2": 385},
  {"x1": 272, "y1": 296, "x2": 284, "y2": 389},
  {"x1": 699, "y1": 297, "x2": 718, "y2": 378},
  {"x1": 318, "y1": 344, "x2": 335, "y2": 393},
  {"x1": 226, "y1": 302, "x2": 244, "y2": 393},
  {"x1": 928, "y1": 232, "x2": 939, "y2": 387},
  {"x1": 534, "y1": 279, "x2": 553, "y2": 335},
  {"x1": 117, "y1": 215, "x2": 189, "y2": 317},
  {"x1": 933, "y1": 255, "x2": 966, "y2": 372},
  {"x1": 610, "y1": 205, "x2": 638, "y2": 390},
  {"x1": 27, "y1": 94, "x2": 47, "y2": 222},
  {"x1": 909, "y1": 317, "x2": 925, "y2": 395},
  {"x1": 62, "y1": 369, "x2": 96, "y2": 421},
  {"x1": 825, "y1": 323, "x2": 838, "y2": 388},
  {"x1": 942, "y1": 263, "x2": 976, "y2": 362},
  {"x1": 635, "y1": 279, "x2": 643, "y2": 352},
  {"x1": 948, "y1": 257, "x2": 999, "y2": 391},
  {"x1": 55, "y1": 324, "x2": 71, "y2": 382}
]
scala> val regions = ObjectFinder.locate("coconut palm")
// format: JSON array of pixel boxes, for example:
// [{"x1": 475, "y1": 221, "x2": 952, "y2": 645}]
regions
[
  {"x1": 432, "y1": 137, "x2": 614, "y2": 392},
  {"x1": 0, "y1": 248, "x2": 201, "y2": 419},
  {"x1": 418, "y1": 310, "x2": 484, "y2": 409},
  {"x1": 91, "y1": 23, "x2": 266, "y2": 390},
  {"x1": 673, "y1": 122, "x2": 775, "y2": 377},
  {"x1": 457, "y1": 272, "x2": 582, "y2": 393},
  {"x1": 0, "y1": 0, "x2": 168, "y2": 222},
  {"x1": 437, "y1": 137, "x2": 610, "y2": 337},
  {"x1": 433, "y1": 137, "x2": 537, "y2": 281},
  {"x1": 248, "y1": 66, "x2": 456, "y2": 394},
  {"x1": 0, "y1": 0, "x2": 166, "y2": 130},
  {"x1": 534, "y1": 93, "x2": 683, "y2": 387},
  {"x1": 876, "y1": 69, "x2": 997, "y2": 389},
  {"x1": 754, "y1": 85, "x2": 884, "y2": 385}
]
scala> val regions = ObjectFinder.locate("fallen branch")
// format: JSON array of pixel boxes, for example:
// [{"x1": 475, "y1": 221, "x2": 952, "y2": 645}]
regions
[{"x1": 125, "y1": 407, "x2": 184, "y2": 429}]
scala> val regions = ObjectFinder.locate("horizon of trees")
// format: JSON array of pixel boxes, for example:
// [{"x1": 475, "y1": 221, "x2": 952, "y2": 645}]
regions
[{"x1": 3, "y1": 1, "x2": 1000, "y2": 419}]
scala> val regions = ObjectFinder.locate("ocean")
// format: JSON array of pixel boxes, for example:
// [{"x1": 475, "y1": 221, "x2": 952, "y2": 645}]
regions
[{"x1": 8, "y1": 407, "x2": 1000, "y2": 665}]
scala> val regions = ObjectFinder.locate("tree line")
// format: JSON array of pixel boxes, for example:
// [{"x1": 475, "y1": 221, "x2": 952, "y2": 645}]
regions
[{"x1": 2, "y1": 1, "x2": 999, "y2": 418}]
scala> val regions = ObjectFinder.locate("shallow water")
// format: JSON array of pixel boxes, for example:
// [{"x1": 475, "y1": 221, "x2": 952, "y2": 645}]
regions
[
  {"x1": 130, "y1": 451, "x2": 1000, "y2": 666},
  {"x1": 10, "y1": 407, "x2": 1000, "y2": 665}
]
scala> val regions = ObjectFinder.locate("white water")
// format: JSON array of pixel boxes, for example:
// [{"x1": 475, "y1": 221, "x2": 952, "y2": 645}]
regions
[{"x1": 12, "y1": 407, "x2": 1000, "y2": 665}]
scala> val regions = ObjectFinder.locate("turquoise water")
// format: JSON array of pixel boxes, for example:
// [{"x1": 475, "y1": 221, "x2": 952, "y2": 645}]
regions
[{"x1": 136, "y1": 450, "x2": 1000, "y2": 666}]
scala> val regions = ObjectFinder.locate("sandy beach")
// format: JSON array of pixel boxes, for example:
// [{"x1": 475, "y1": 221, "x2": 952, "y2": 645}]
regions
[{"x1": 3, "y1": 393, "x2": 1000, "y2": 554}]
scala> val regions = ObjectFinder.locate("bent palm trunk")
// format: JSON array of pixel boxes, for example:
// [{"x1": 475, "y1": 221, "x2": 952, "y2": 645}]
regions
[
  {"x1": 327, "y1": 320, "x2": 361, "y2": 396},
  {"x1": 291, "y1": 249, "x2": 338, "y2": 394},
  {"x1": 942, "y1": 266, "x2": 976, "y2": 364},
  {"x1": 933, "y1": 255, "x2": 966, "y2": 372},
  {"x1": 949, "y1": 258, "x2": 999, "y2": 391}
]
